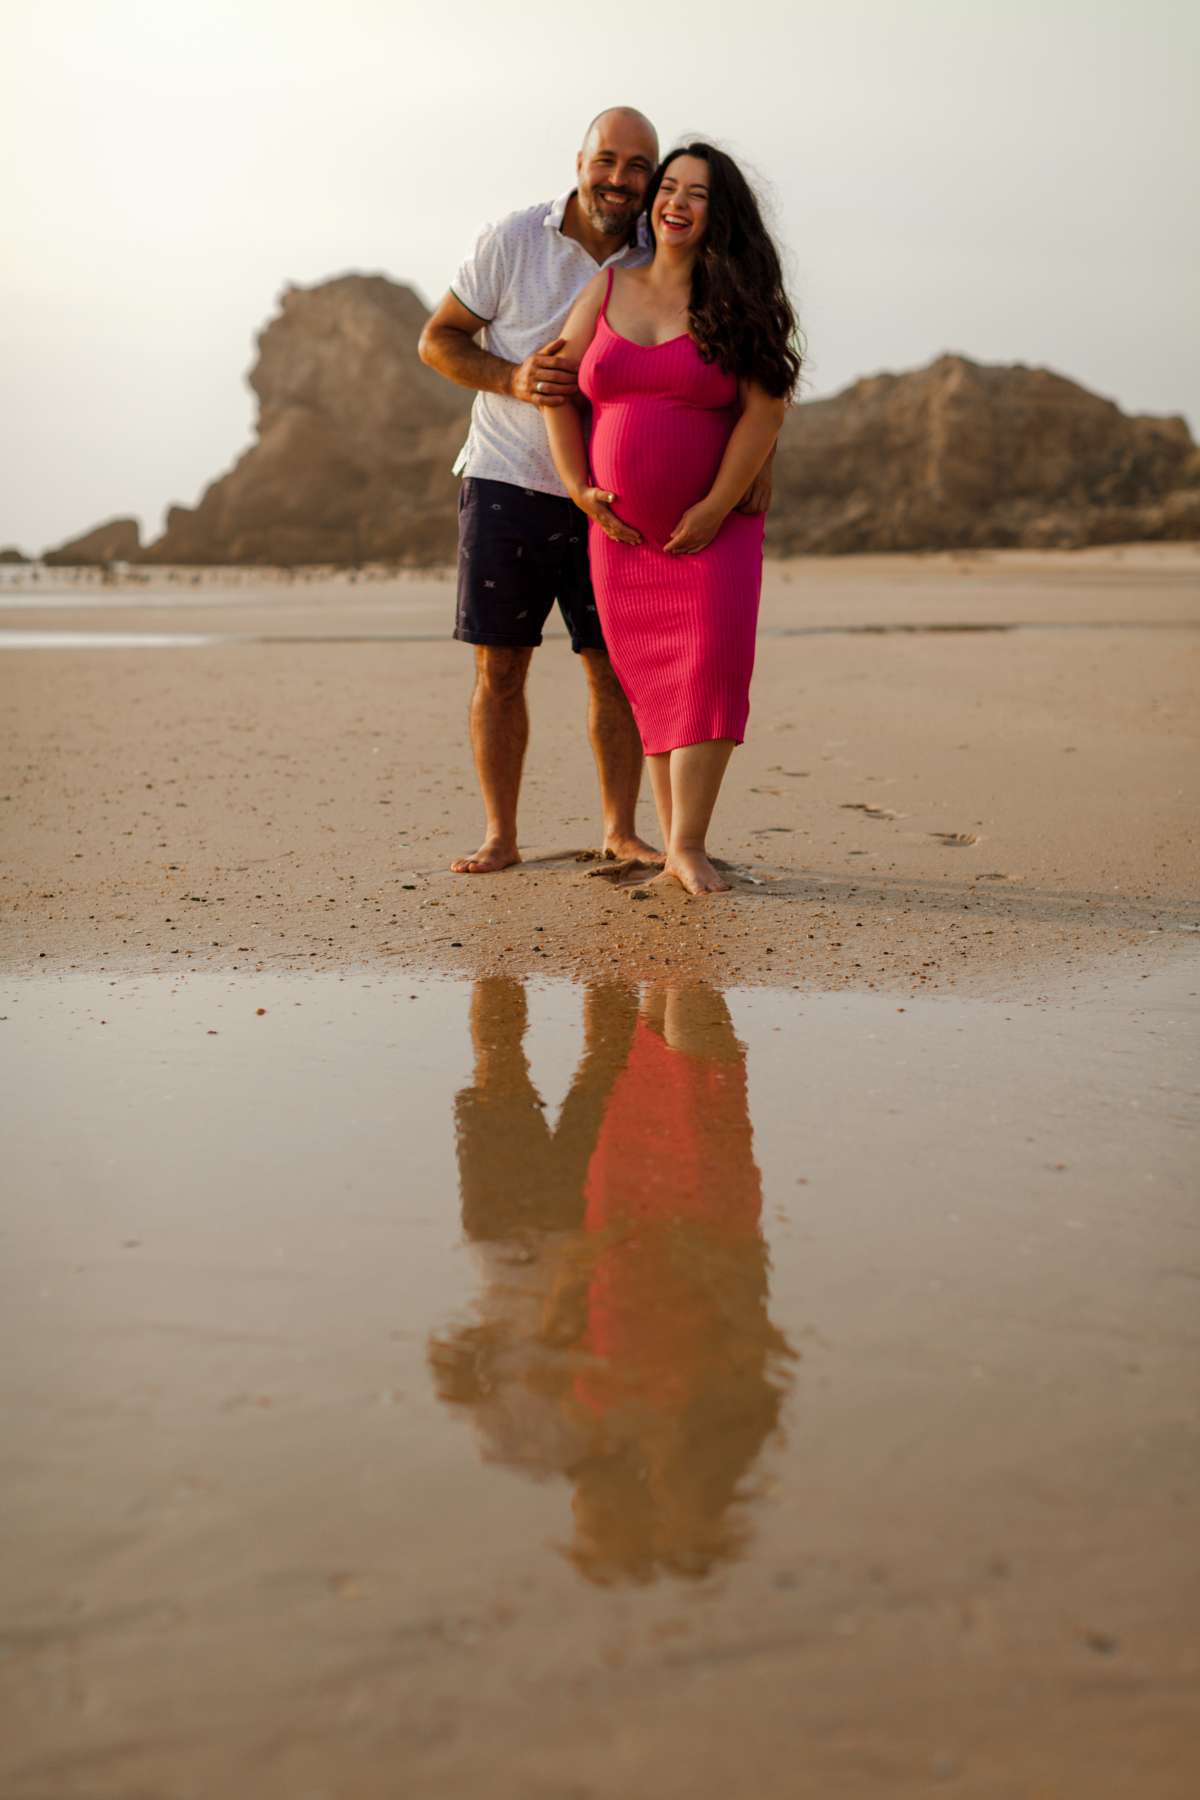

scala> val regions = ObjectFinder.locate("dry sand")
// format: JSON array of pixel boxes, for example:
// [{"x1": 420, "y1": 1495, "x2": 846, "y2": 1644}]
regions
[
  {"x1": 2, "y1": 545, "x2": 1199, "y2": 1798},
  {"x1": 2, "y1": 543, "x2": 1198, "y2": 992}
]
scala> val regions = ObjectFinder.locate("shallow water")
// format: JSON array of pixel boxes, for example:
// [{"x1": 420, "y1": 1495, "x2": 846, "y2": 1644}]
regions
[
  {"x1": 2, "y1": 964, "x2": 1198, "y2": 1795},
  {"x1": 4, "y1": 619, "x2": 1197, "y2": 649},
  {"x1": 0, "y1": 629, "x2": 223, "y2": 649},
  {"x1": 4, "y1": 567, "x2": 1197, "y2": 649}
]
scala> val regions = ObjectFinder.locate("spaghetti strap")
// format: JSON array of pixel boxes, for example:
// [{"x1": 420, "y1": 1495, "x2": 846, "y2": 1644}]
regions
[{"x1": 599, "y1": 265, "x2": 615, "y2": 318}]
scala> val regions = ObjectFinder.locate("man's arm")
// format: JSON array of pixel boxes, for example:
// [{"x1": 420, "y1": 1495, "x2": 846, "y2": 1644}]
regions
[{"x1": 417, "y1": 291, "x2": 579, "y2": 408}]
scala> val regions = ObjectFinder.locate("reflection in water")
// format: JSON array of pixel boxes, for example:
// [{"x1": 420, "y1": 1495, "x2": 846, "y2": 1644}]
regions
[{"x1": 429, "y1": 981, "x2": 796, "y2": 1585}]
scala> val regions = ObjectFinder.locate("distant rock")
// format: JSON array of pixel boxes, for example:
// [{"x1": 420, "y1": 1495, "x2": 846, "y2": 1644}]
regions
[
  {"x1": 44, "y1": 281, "x2": 1199, "y2": 565},
  {"x1": 772, "y1": 354, "x2": 1199, "y2": 553},
  {"x1": 43, "y1": 517, "x2": 142, "y2": 566},
  {"x1": 140, "y1": 274, "x2": 471, "y2": 566},
  {"x1": 0, "y1": 546, "x2": 31, "y2": 564}
]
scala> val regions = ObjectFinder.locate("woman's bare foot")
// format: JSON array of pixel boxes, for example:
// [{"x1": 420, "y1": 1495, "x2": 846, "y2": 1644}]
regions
[
  {"x1": 658, "y1": 848, "x2": 732, "y2": 895},
  {"x1": 450, "y1": 838, "x2": 521, "y2": 875},
  {"x1": 604, "y1": 832, "x2": 666, "y2": 866}
]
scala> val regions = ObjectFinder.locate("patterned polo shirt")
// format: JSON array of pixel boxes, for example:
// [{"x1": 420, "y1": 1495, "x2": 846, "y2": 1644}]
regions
[{"x1": 450, "y1": 190, "x2": 651, "y2": 497}]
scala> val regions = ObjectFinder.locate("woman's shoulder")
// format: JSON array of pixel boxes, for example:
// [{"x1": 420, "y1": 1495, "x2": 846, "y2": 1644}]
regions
[
  {"x1": 567, "y1": 268, "x2": 610, "y2": 319},
  {"x1": 560, "y1": 269, "x2": 611, "y2": 350},
  {"x1": 611, "y1": 263, "x2": 650, "y2": 295}
]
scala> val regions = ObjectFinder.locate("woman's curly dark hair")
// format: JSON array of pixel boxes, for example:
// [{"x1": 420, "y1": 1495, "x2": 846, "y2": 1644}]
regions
[{"x1": 645, "y1": 143, "x2": 802, "y2": 400}]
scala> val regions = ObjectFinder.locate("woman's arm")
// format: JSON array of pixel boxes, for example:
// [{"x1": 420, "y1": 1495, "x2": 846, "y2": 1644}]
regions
[
  {"x1": 736, "y1": 444, "x2": 775, "y2": 516},
  {"x1": 542, "y1": 274, "x2": 642, "y2": 546},
  {"x1": 663, "y1": 382, "x2": 787, "y2": 555}
]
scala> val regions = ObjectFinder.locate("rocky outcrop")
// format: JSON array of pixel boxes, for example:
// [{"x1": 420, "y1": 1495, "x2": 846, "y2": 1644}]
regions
[
  {"x1": 139, "y1": 275, "x2": 471, "y2": 566},
  {"x1": 42, "y1": 278, "x2": 1198, "y2": 565},
  {"x1": 0, "y1": 546, "x2": 31, "y2": 564},
  {"x1": 42, "y1": 517, "x2": 142, "y2": 566},
  {"x1": 771, "y1": 354, "x2": 1200, "y2": 553}
]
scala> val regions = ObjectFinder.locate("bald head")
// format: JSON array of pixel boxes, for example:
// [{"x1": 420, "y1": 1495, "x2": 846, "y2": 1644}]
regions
[
  {"x1": 581, "y1": 106, "x2": 659, "y2": 161},
  {"x1": 575, "y1": 107, "x2": 659, "y2": 242}
]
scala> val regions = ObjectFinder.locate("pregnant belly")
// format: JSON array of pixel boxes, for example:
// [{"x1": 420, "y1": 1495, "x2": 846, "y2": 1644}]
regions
[{"x1": 589, "y1": 401, "x2": 733, "y2": 548}]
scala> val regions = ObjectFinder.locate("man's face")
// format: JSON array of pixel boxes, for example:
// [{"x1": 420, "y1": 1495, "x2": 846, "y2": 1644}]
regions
[{"x1": 576, "y1": 115, "x2": 658, "y2": 238}]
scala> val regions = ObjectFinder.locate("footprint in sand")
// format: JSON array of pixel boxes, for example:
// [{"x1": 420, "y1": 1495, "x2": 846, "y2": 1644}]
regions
[
  {"x1": 587, "y1": 855, "x2": 743, "y2": 892},
  {"x1": 585, "y1": 857, "x2": 661, "y2": 885},
  {"x1": 930, "y1": 831, "x2": 981, "y2": 846},
  {"x1": 841, "y1": 803, "x2": 901, "y2": 820}
]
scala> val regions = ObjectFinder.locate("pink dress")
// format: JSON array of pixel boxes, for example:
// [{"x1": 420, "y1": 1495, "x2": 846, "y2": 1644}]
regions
[{"x1": 578, "y1": 269, "x2": 765, "y2": 755}]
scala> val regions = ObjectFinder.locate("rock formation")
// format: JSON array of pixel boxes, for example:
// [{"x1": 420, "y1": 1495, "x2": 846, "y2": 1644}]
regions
[
  {"x1": 42, "y1": 517, "x2": 141, "y2": 566},
  {"x1": 39, "y1": 276, "x2": 1198, "y2": 565},
  {"x1": 771, "y1": 354, "x2": 1200, "y2": 554},
  {"x1": 0, "y1": 546, "x2": 31, "y2": 564},
  {"x1": 139, "y1": 275, "x2": 471, "y2": 566}
]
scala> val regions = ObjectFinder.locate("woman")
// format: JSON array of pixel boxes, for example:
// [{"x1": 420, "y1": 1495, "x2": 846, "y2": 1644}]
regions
[{"x1": 544, "y1": 142, "x2": 800, "y2": 894}]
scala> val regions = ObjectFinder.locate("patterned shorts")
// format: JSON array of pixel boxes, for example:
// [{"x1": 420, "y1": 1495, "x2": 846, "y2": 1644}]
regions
[{"x1": 454, "y1": 477, "x2": 606, "y2": 654}]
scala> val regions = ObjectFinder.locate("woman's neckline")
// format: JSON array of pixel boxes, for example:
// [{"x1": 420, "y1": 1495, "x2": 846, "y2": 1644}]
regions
[{"x1": 600, "y1": 313, "x2": 692, "y2": 351}]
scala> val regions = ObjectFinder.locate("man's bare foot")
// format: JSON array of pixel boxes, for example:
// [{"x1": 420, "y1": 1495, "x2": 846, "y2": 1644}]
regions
[
  {"x1": 450, "y1": 838, "x2": 521, "y2": 875},
  {"x1": 604, "y1": 833, "x2": 666, "y2": 866},
  {"x1": 658, "y1": 848, "x2": 732, "y2": 895}
]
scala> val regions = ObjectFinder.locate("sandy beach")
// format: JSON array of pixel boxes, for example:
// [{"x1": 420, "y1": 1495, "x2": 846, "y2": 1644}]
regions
[
  {"x1": 3, "y1": 544, "x2": 1199, "y2": 1797},
  {"x1": 2, "y1": 543, "x2": 1198, "y2": 992}
]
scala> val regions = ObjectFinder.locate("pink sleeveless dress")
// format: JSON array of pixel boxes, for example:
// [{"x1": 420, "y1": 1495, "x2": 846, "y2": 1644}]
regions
[{"x1": 578, "y1": 269, "x2": 765, "y2": 755}]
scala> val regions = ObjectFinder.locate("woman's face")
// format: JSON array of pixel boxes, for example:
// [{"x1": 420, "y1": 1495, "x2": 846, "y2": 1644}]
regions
[{"x1": 651, "y1": 155, "x2": 711, "y2": 253}]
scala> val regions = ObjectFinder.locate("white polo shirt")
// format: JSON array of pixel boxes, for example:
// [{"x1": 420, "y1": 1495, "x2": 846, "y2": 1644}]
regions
[{"x1": 450, "y1": 190, "x2": 651, "y2": 497}]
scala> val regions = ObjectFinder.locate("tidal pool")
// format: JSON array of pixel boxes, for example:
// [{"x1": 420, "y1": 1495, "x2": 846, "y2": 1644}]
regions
[{"x1": 2, "y1": 964, "x2": 1197, "y2": 1797}]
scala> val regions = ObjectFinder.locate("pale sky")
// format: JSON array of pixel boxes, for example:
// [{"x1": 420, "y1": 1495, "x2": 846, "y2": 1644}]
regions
[{"x1": 3, "y1": 0, "x2": 1197, "y2": 554}]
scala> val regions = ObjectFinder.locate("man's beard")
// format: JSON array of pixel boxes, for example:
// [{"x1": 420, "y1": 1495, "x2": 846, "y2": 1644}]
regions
[{"x1": 584, "y1": 187, "x2": 638, "y2": 238}]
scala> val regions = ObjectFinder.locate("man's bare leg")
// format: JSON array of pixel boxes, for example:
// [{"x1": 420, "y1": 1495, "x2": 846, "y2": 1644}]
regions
[
  {"x1": 579, "y1": 649, "x2": 663, "y2": 863},
  {"x1": 451, "y1": 645, "x2": 533, "y2": 874}
]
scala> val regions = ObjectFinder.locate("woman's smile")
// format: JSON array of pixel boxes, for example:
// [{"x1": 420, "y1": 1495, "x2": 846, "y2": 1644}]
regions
[{"x1": 651, "y1": 153, "x2": 710, "y2": 248}]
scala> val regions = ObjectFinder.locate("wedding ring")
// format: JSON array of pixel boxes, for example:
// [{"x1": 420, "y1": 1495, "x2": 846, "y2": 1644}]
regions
[{"x1": 536, "y1": 380, "x2": 545, "y2": 393}]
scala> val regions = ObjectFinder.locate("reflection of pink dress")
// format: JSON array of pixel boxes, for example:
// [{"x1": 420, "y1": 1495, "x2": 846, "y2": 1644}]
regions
[
  {"x1": 575, "y1": 1019, "x2": 761, "y2": 1415},
  {"x1": 579, "y1": 269, "x2": 764, "y2": 756}
]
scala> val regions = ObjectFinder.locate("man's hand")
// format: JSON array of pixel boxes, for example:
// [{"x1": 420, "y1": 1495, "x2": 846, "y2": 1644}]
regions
[
  {"x1": 510, "y1": 336, "x2": 579, "y2": 408},
  {"x1": 663, "y1": 498, "x2": 726, "y2": 556},
  {"x1": 735, "y1": 460, "x2": 773, "y2": 515},
  {"x1": 575, "y1": 488, "x2": 642, "y2": 546}
]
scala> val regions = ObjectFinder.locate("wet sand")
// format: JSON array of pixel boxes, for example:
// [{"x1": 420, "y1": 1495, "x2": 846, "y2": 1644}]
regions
[
  {"x1": 2, "y1": 544, "x2": 1198, "y2": 991},
  {"x1": 3, "y1": 961, "x2": 1198, "y2": 1797},
  {"x1": 2, "y1": 546, "x2": 1199, "y2": 1794}
]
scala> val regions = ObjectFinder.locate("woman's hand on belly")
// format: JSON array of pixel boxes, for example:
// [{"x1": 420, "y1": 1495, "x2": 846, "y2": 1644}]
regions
[
  {"x1": 575, "y1": 487, "x2": 643, "y2": 547},
  {"x1": 663, "y1": 496, "x2": 728, "y2": 556}
]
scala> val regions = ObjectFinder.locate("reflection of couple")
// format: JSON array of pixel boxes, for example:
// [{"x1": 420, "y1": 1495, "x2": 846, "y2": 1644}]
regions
[
  {"x1": 429, "y1": 981, "x2": 795, "y2": 1584},
  {"x1": 420, "y1": 108, "x2": 800, "y2": 894}
]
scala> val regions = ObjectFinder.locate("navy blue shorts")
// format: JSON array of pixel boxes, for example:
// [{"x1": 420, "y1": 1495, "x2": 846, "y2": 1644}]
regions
[{"x1": 454, "y1": 477, "x2": 606, "y2": 655}]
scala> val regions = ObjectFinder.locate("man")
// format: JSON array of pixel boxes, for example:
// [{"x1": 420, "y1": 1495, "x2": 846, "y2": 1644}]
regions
[{"x1": 418, "y1": 106, "x2": 663, "y2": 874}]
